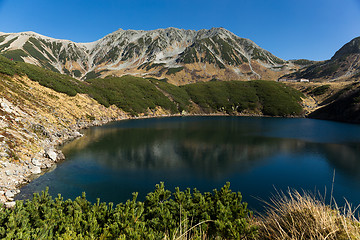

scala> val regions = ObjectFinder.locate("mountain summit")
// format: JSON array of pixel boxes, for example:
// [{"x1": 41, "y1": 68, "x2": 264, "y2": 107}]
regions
[{"x1": 0, "y1": 28, "x2": 296, "y2": 84}]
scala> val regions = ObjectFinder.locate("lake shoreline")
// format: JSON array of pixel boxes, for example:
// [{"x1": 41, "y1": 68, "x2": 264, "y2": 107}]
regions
[
  {"x1": 0, "y1": 101, "x2": 303, "y2": 207},
  {"x1": 15, "y1": 113, "x2": 360, "y2": 216}
]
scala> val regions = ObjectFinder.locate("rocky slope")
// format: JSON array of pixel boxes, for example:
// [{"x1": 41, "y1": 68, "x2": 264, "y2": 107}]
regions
[
  {"x1": 0, "y1": 73, "x2": 130, "y2": 206},
  {"x1": 280, "y1": 37, "x2": 360, "y2": 82},
  {"x1": 0, "y1": 28, "x2": 298, "y2": 85}
]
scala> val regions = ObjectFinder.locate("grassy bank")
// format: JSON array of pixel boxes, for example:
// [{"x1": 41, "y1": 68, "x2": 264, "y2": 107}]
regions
[
  {"x1": 1, "y1": 184, "x2": 359, "y2": 239},
  {"x1": 258, "y1": 190, "x2": 360, "y2": 240}
]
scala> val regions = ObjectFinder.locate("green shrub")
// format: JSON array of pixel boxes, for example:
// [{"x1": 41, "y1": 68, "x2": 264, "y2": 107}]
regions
[
  {"x1": 0, "y1": 55, "x2": 17, "y2": 75},
  {"x1": 183, "y1": 80, "x2": 303, "y2": 116},
  {"x1": 15, "y1": 62, "x2": 81, "y2": 96},
  {"x1": 0, "y1": 57, "x2": 304, "y2": 117},
  {"x1": 166, "y1": 67, "x2": 183, "y2": 75},
  {"x1": 0, "y1": 183, "x2": 257, "y2": 239},
  {"x1": 311, "y1": 85, "x2": 330, "y2": 96},
  {"x1": 87, "y1": 76, "x2": 178, "y2": 115},
  {"x1": 1, "y1": 50, "x2": 27, "y2": 62},
  {"x1": 149, "y1": 78, "x2": 191, "y2": 111},
  {"x1": 250, "y1": 80, "x2": 303, "y2": 116}
]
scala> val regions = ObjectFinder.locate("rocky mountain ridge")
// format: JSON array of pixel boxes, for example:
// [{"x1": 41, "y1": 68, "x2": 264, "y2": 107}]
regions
[
  {"x1": 0, "y1": 28, "x2": 297, "y2": 84},
  {"x1": 280, "y1": 37, "x2": 360, "y2": 82}
]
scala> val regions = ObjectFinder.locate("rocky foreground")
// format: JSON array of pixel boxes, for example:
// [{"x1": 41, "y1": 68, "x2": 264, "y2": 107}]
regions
[{"x1": 0, "y1": 74, "x2": 134, "y2": 206}]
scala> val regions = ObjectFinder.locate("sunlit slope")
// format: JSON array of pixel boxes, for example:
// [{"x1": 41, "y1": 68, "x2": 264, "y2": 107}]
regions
[{"x1": 0, "y1": 55, "x2": 304, "y2": 117}]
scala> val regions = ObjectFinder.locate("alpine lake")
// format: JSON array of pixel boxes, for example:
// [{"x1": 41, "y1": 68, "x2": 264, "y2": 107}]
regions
[{"x1": 16, "y1": 116, "x2": 360, "y2": 212}]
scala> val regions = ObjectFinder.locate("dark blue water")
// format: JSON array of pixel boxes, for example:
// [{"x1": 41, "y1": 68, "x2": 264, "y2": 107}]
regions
[{"x1": 16, "y1": 116, "x2": 360, "y2": 212}]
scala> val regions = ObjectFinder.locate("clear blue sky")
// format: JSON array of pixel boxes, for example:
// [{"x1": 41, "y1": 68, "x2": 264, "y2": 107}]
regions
[{"x1": 0, "y1": 0, "x2": 359, "y2": 61}]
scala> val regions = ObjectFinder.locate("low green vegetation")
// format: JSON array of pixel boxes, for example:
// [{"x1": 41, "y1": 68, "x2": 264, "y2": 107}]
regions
[
  {"x1": 183, "y1": 81, "x2": 258, "y2": 113},
  {"x1": 166, "y1": 67, "x2": 183, "y2": 75},
  {"x1": 0, "y1": 55, "x2": 304, "y2": 117},
  {"x1": 291, "y1": 59, "x2": 315, "y2": 66},
  {"x1": 251, "y1": 81, "x2": 303, "y2": 116},
  {"x1": 311, "y1": 84, "x2": 330, "y2": 96},
  {"x1": 0, "y1": 183, "x2": 257, "y2": 239},
  {"x1": 2, "y1": 184, "x2": 359, "y2": 239},
  {"x1": 1, "y1": 50, "x2": 27, "y2": 62},
  {"x1": 0, "y1": 55, "x2": 17, "y2": 76},
  {"x1": 87, "y1": 76, "x2": 178, "y2": 115},
  {"x1": 182, "y1": 80, "x2": 303, "y2": 116},
  {"x1": 148, "y1": 78, "x2": 191, "y2": 112}
]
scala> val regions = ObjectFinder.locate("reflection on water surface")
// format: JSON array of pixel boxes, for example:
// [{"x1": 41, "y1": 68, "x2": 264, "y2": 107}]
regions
[{"x1": 16, "y1": 116, "x2": 360, "y2": 211}]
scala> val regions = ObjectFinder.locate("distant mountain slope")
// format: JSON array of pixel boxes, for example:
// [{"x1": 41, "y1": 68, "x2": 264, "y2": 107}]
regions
[
  {"x1": 308, "y1": 82, "x2": 360, "y2": 123},
  {"x1": 280, "y1": 37, "x2": 360, "y2": 82},
  {"x1": 0, "y1": 28, "x2": 298, "y2": 84}
]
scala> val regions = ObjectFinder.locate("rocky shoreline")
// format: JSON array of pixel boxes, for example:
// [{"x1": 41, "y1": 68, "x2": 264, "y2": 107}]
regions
[
  {"x1": 0, "y1": 102, "x2": 127, "y2": 207},
  {"x1": 0, "y1": 104, "x2": 262, "y2": 207},
  {"x1": 0, "y1": 75, "x2": 133, "y2": 207}
]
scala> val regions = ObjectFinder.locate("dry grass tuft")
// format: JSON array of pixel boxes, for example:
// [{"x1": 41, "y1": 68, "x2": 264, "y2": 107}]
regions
[{"x1": 257, "y1": 189, "x2": 360, "y2": 240}]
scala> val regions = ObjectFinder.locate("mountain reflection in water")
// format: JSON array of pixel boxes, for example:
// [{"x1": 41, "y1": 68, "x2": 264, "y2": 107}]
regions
[
  {"x1": 17, "y1": 117, "x2": 360, "y2": 211},
  {"x1": 62, "y1": 120, "x2": 299, "y2": 178}
]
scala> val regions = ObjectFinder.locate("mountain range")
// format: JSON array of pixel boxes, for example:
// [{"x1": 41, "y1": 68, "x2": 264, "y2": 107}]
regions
[
  {"x1": 281, "y1": 37, "x2": 360, "y2": 82},
  {"x1": 0, "y1": 28, "x2": 301, "y2": 85}
]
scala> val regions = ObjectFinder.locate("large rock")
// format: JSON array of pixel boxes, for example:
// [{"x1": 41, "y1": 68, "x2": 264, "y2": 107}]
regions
[
  {"x1": 5, "y1": 202, "x2": 16, "y2": 208},
  {"x1": 0, "y1": 101, "x2": 13, "y2": 114},
  {"x1": 57, "y1": 151, "x2": 65, "y2": 161},
  {"x1": 5, "y1": 191, "x2": 15, "y2": 199},
  {"x1": 0, "y1": 120, "x2": 8, "y2": 128},
  {"x1": 1, "y1": 161, "x2": 9, "y2": 167},
  {"x1": 45, "y1": 149, "x2": 57, "y2": 161},
  {"x1": 31, "y1": 158, "x2": 42, "y2": 167},
  {"x1": 30, "y1": 166, "x2": 41, "y2": 174}
]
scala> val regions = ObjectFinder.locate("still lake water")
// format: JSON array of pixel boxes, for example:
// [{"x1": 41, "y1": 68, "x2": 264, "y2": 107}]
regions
[{"x1": 16, "y1": 116, "x2": 360, "y2": 211}]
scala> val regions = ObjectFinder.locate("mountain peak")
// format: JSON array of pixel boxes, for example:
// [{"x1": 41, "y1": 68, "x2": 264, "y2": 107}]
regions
[
  {"x1": 0, "y1": 27, "x2": 292, "y2": 84},
  {"x1": 332, "y1": 37, "x2": 360, "y2": 60}
]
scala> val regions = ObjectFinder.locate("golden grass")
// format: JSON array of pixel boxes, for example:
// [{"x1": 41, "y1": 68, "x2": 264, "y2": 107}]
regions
[
  {"x1": 257, "y1": 190, "x2": 360, "y2": 240},
  {"x1": 164, "y1": 220, "x2": 212, "y2": 240}
]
